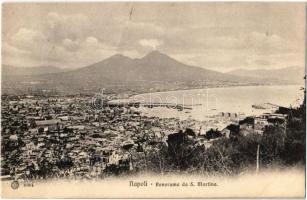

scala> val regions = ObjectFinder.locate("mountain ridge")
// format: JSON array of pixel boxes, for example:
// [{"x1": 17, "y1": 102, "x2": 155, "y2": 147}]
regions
[
  {"x1": 2, "y1": 65, "x2": 67, "y2": 76},
  {"x1": 2, "y1": 51, "x2": 302, "y2": 94},
  {"x1": 228, "y1": 66, "x2": 304, "y2": 84}
]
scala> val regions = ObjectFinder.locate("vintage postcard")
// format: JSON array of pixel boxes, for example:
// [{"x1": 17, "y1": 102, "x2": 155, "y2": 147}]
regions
[{"x1": 1, "y1": 2, "x2": 306, "y2": 198}]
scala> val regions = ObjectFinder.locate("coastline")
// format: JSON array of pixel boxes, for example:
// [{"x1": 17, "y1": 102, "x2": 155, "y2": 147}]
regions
[{"x1": 118, "y1": 83, "x2": 304, "y2": 102}]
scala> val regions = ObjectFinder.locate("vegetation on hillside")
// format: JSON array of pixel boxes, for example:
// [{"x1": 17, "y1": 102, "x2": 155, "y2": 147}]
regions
[{"x1": 129, "y1": 93, "x2": 306, "y2": 175}]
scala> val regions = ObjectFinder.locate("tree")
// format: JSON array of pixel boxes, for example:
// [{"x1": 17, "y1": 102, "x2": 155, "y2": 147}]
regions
[
  {"x1": 261, "y1": 125, "x2": 286, "y2": 165},
  {"x1": 281, "y1": 104, "x2": 306, "y2": 164}
]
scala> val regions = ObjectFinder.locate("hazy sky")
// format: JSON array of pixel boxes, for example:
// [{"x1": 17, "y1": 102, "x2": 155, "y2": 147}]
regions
[{"x1": 2, "y1": 3, "x2": 306, "y2": 72}]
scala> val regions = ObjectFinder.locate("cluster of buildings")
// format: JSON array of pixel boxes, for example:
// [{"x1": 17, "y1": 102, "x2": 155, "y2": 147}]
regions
[
  {"x1": 166, "y1": 111, "x2": 287, "y2": 150},
  {"x1": 0, "y1": 94, "x2": 214, "y2": 179},
  {"x1": 1, "y1": 94, "x2": 287, "y2": 180},
  {"x1": 220, "y1": 112, "x2": 287, "y2": 139}
]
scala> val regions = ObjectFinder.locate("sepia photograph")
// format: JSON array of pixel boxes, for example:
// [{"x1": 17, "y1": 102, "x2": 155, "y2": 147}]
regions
[{"x1": 1, "y1": 2, "x2": 306, "y2": 198}]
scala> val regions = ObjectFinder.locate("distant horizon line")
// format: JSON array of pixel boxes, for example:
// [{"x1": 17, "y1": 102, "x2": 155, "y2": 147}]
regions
[{"x1": 2, "y1": 49, "x2": 304, "y2": 74}]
